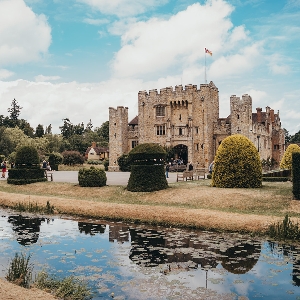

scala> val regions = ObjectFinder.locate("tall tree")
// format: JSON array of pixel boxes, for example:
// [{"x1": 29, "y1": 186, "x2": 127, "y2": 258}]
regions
[
  {"x1": 283, "y1": 128, "x2": 291, "y2": 144},
  {"x1": 7, "y1": 98, "x2": 22, "y2": 121},
  {"x1": 45, "y1": 124, "x2": 52, "y2": 135},
  {"x1": 85, "y1": 119, "x2": 93, "y2": 132},
  {"x1": 96, "y1": 121, "x2": 109, "y2": 143},
  {"x1": 35, "y1": 124, "x2": 45, "y2": 138},
  {"x1": 59, "y1": 118, "x2": 74, "y2": 138}
]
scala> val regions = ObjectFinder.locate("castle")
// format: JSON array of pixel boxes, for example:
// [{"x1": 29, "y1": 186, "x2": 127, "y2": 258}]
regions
[{"x1": 108, "y1": 81, "x2": 285, "y2": 171}]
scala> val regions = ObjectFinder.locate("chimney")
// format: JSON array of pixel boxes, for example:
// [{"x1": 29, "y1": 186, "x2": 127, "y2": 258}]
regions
[
  {"x1": 270, "y1": 109, "x2": 275, "y2": 123},
  {"x1": 92, "y1": 142, "x2": 96, "y2": 148},
  {"x1": 256, "y1": 107, "x2": 262, "y2": 123}
]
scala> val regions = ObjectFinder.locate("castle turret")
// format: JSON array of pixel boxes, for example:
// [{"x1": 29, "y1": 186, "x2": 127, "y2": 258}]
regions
[{"x1": 108, "y1": 106, "x2": 128, "y2": 171}]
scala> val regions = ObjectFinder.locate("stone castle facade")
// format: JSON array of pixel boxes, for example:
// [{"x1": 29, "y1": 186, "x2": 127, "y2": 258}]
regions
[{"x1": 108, "y1": 81, "x2": 285, "y2": 171}]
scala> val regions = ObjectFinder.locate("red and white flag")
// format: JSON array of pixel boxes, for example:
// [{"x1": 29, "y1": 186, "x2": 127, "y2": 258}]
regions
[{"x1": 205, "y1": 48, "x2": 212, "y2": 56}]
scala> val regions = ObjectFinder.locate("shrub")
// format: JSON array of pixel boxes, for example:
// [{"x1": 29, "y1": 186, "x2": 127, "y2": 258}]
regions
[
  {"x1": 62, "y1": 150, "x2": 84, "y2": 165},
  {"x1": 280, "y1": 144, "x2": 300, "y2": 170},
  {"x1": 78, "y1": 166, "x2": 107, "y2": 187},
  {"x1": 262, "y1": 177, "x2": 289, "y2": 182},
  {"x1": 117, "y1": 154, "x2": 131, "y2": 171},
  {"x1": 15, "y1": 145, "x2": 39, "y2": 167},
  {"x1": 292, "y1": 152, "x2": 300, "y2": 200},
  {"x1": 127, "y1": 143, "x2": 168, "y2": 192},
  {"x1": 6, "y1": 253, "x2": 32, "y2": 288},
  {"x1": 103, "y1": 159, "x2": 109, "y2": 171},
  {"x1": 212, "y1": 134, "x2": 262, "y2": 188},
  {"x1": 8, "y1": 146, "x2": 46, "y2": 185},
  {"x1": 48, "y1": 152, "x2": 63, "y2": 171}
]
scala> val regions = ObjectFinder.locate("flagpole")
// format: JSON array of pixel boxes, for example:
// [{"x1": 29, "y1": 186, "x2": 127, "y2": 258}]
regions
[{"x1": 205, "y1": 49, "x2": 207, "y2": 84}]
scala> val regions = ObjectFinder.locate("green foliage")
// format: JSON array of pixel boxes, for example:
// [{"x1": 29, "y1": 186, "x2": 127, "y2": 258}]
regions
[
  {"x1": 35, "y1": 124, "x2": 44, "y2": 137},
  {"x1": 268, "y1": 214, "x2": 300, "y2": 241},
  {"x1": 280, "y1": 144, "x2": 300, "y2": 169},
  {"x1": 262, "y1": 177, "x2": 289, "y2": 182},
  {"x1": 6, "y1": 253, "x2": 32, "y2": 288},
  {"x1": 212, "y1": 134, "x2": 262, "y2": 188},
  {"x1": 35, "y1": 271, "x2": 92, "y2": 300},
  {"x1": 8, "y1": 168, "x2": 47, "y2": 185},
  {"x1": 261, "y1": 156, "x2": 277, "y2": 170},
  {"x1": 127, "y1": 165, "x2": 168, "y2": 192},
  {"x1": 103, "y1": 159, "x2": 109, "y2": 171},
  {"x1": 164, "y1": 146, "x2": 176, "y2": 162},
  {"x1": 7, "y1": 98, "x2": 22, "y2": 121},
  {"x1": 117, "y1": 154, "x2": 131, "y2": 171},
  {"x1": 48, "y1": 152, "x2": 63, "y2": 171},
  {"x1": 128, "y1": 143, "x2": 166, "y2": 165},
  {"x1": 15, "y1": 145, "x2": 39, "y2": 167},
  {"x1": 292, "y1": 152, "x2": 300, "y2": 200},
  {"x1": 290, "y1": 129, "x2": 300, "y2": 143},
  {"x1": 13, "y1": 201, "x2": 55, "y2": 214},
  {"x1": 78, "y1": 166, "x2": 107, "y2": 187},
  {"x1": 62, "y1": 150, "x2": 84, "y2": 165}
]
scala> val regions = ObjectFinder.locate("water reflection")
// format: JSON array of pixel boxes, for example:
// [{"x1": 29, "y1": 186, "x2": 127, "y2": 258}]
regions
[
  {"x1": 1, "y1": 210, "x2": 300, "y2": 299},
  {"x1": 8, "y1": 215, "x2": 45, "y2": 246}
]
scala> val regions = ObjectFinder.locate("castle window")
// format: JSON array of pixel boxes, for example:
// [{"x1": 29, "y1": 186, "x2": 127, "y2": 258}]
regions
[
  {"x1": 156, "y1": 125, "x2": 166, "y2": 135},
  {"x1": 237, "y1": 114, "x2": 240, "y2": 119},
  {"x1": 132, "y1": 141, "x2": 138, "y2": 149},
  {"x1": 274, "y1": 144, "x2": 279, "y2": 150},
  {"x1": 114, "y1": 133, "x2": 116, "y2": 138},
  {"x1": 179, "y1": 114, "x2": 181, "y2": 120},
  {"x1": 195, "y1": 143, "x2": 199, "y2": 151},
  {"x1": 179, "y1": 128, "x2": 183, "y2": 135},
  {"x1": 195, "y1": 127, "x2": 199, "y2": 134},
  {"x1": 156, "y1": 106, "x2": 165, "y2": 116}
]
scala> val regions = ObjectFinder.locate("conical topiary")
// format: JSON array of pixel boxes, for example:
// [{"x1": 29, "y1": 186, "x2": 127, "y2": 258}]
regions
[
  {"x1": 280, "y1": 144, "x2": 300, "y2": 170},
  {"x1": 212, "y1": 134, "x2": 262, "y2": 188}
]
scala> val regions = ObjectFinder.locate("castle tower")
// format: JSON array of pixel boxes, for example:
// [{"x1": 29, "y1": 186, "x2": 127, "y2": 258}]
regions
[
  {"x1": 108, "y1": 106, "x2": 128, "y2": 171},
  {"x1": 230, "y1": 94, "x2": 252, "y2": 138}
]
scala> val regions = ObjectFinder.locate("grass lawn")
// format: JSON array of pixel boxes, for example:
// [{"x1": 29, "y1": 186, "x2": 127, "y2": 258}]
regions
[{"x1": 0, "y1": 179, "x2": 299, "y2": 233}]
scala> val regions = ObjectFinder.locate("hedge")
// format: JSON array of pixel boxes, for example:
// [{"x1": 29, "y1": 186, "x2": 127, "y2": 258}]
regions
[
  {"x1": 292, "y1": 152, "x2": 300, "y2": 200},
  {"x1": 262, "y1": 177, "x2": 290, "y2": 182}
]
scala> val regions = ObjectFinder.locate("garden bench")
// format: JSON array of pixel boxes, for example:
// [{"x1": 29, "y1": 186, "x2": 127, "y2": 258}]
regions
[
  {"x1": 193, "y1": 168, "x2": 206, "y2": 180},
  {"x1": 177, "y1": 170, "x2": 193, "y2": 181}
]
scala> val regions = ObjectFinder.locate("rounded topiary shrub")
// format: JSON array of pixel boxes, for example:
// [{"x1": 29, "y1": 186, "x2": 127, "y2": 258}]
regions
[
  {"x1": 280, "y1": 144, "x2": 300, "y2": 170},
  {"x1": 127, "y1": 143, "x2": 168, "y2": 192},
  {"x1": 212, "y1": 134, "x2": 262, "y2": 188},
  {"x1": 8, "y1": 145, "x2": 46, "y2": 185},
  {"x1": 78, "y1": 166, "x2": 107, "y2": 187}
]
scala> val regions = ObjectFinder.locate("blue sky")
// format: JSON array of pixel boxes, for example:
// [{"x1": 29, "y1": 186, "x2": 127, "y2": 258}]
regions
[{"x1": 0, "y1": 0, "x2": 299, "y2": 134}]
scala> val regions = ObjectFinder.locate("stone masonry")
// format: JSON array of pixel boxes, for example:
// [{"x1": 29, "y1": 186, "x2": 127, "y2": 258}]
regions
[{"x1": 108, "y1": 81, "x2": 284, "y2": 171}]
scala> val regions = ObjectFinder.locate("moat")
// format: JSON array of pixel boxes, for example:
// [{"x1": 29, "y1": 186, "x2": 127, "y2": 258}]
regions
[{"x1": 1, "y1": 208, "x2": 300, "y2": 299}]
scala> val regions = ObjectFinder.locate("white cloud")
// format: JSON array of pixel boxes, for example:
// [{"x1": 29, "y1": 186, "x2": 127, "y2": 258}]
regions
[
  {"x1": 35, "y1": 75, "x2": 61, "y2": 82},
  {"x1": 110, "y1": 1, "x2": 259, "y2": 79},
  {"x1": 0, "y1": 0, "x2": 51, "y2": 66},
  {"x1": 77, "y1": 0, "x2": 168, "y2": 17},
  {"x1": 0, "y1": 69, "x2": 14, "y2": 80},
  {"x1": 83, "y1": 18, "x2": 109, "y2": 25}
]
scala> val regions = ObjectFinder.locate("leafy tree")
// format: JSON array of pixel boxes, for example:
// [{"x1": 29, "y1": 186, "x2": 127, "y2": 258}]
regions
[
  {"x1": 45, "y1": 124, "x2": 52, "y2": 134},
  {"x1": 59, "y1": 118, "x2": 74, "y2": 138},
  {"x1": 73, "y1": 122, "x2": 85, "y2": 135},
  {"x1": 18, "y1": 119, "x2": 34, "y2": 137},
  {"x1": 280, "y1": 144, "x2": 300, "y2": 169},
  {"x1": 283, "y1": 128, "x2": 291, "y2": 144},
  {"x1": 95, "y1": 121, "x2": 109, "y2": 143},
  {"x1": 35, "y1": 124, "x2": 45, "y2": 138},
  {"x1": 7, "y1": 98, "x2": 22, "y2": 121},
  {"x1": 85, "y1": 119, "x2": 93, "y2": 132},
  {"x1": 290, "y1": 129, "x2": 300, "y2": 144},
  {"x1": 44, "y1": 134, "x2": 65, "y2": 153},
  {"x1": 212, "y1": 134, "x2": 262, "y2": 188},
  {"x1": 62, "y1": 150, "x2": 84, "y2": 165}
]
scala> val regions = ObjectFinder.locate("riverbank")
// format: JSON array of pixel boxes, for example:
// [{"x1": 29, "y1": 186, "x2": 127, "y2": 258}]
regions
[{"x1": 0, "y1": 179, "x2": 299, "y2": 234}]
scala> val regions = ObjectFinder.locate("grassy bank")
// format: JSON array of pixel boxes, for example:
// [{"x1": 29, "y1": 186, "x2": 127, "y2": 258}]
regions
[{"x1": 0, "y1": 179, "x2": 299, "y2": 234}]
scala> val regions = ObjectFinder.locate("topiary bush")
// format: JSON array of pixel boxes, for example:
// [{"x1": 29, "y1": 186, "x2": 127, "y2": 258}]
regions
[
  {"x1": 8, "y1": 146, "x2": 46, "y2": 185},
  {"x1": 292, "y1": 152, "x2": 300, "y2": 200},
  {"x1": 212, "y1": 134, "x2": 262, "y2": 188},
  {"x1": 127, "y1": 143, "x2": 168, "y2": 192},
  {"x1": 78, "y1": 166, "x2": 107, "y2": 187},
  {"x1": 117, "y1": 154, "x2": 131, "y2": 171},
  {"x1": 280, "y1": 144, "x2": 300, "y2": 170}
]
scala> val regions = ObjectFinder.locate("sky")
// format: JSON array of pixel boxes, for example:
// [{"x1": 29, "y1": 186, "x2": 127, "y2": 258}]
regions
[{"x1": 0, "y1": 0, "x2": 299, "y2": 134}]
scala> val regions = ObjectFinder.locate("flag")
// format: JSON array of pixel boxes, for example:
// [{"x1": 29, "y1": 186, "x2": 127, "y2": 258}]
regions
[{"x1": 205, "y1": 48, "x2": 212, "y2": 56}]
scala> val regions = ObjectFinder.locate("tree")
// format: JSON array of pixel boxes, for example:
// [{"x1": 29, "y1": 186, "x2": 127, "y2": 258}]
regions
[
  {"x1": 7, "y1": 98, "x2": 22, "y2": 121},
  {"x1": 283, "y1": 128, "x2": 291, "y2": 144},
  {"x1": 96, "y1": 121, "x2": 109, "y2": 143},
  {"x1": 62, "y1": 150, "x2": 84, "y2": 165},
  {"x1": 290, "y1": 130, "x2": 300, "y2": 144},
  {"x1": 280, "y1": 144, "x2": 300, "y2": 169},
  {"x1": 35, "y1": 124, "x2": 44, "y2": 138},
  {"x1": 45, "y1": 124, "x2": 52, "y2": 135},
  {"x1": 59, "y1": 118, "x2": 74, "y2": 138},
  {"x1": 212, "y1": 134, "x2": 262, "y2": 188},
  {"x1": 85, "y1": 119, "x2": 93, "y2": 132}
]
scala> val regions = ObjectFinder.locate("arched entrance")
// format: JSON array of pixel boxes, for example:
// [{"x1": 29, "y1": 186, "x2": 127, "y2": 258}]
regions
[{"x1": 173, "y1": 144, "x2": 188, "y2": 165}]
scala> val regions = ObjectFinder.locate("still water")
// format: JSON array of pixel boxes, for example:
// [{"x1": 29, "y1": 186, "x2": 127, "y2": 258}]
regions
[{"x1": 0, "y1": 208, "x2": 300, "y2": 300}]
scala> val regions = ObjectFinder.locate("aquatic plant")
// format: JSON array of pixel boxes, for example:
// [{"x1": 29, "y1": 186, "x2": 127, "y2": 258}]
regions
[
  {"x1": 35, "y1": 271, "x2": 92, "y2": 300},
  {"x1": 14, "y1": 200, "x2": 54, "y2": 214},
  {"x1": 268, "y1": 214, "x2": 300, "y2": 241},
  {"x1": 6, "y1": 253, "x2": 32, "y2": 288}
]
